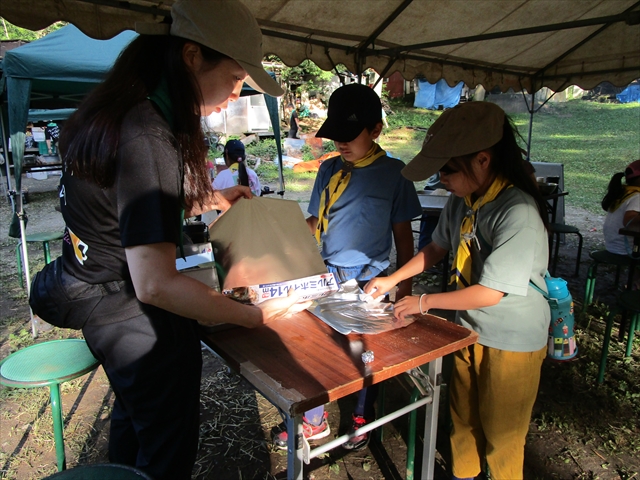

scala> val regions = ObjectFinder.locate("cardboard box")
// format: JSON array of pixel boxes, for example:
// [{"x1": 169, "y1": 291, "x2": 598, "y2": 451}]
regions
[
  {"x1": 176, "y1": 243, "x2": 220, "y2": 291},
  {"x1": 223, "y1": 272, "x2": 338, "y2": 305}
]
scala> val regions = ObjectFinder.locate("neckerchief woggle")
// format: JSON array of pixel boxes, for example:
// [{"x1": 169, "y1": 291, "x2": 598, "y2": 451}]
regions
[
  {"x1": 450, "y1": 176, "x2": 512, "y2": 289},
  {"x1": 315, "y1": 143, "x2": 386, "y2": 244},
  {"x1": 609, "y1": 185, "x2": 640, "y2": 212}
]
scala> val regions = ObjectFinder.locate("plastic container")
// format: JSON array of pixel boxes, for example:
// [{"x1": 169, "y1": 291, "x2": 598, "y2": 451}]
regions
[{"x1": 546, "y1": 276, "x2": 577, "y2": 360}]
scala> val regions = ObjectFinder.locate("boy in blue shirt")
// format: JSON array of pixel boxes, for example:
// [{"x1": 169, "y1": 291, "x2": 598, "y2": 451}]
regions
[{"x1": 273, "y1": 83, "x2": 421, "y2": 451}]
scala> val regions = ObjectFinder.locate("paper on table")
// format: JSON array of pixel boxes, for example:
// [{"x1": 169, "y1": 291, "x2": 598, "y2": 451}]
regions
[{"x1": 309, "y1": 280, "x2": 415, "y2": 335}]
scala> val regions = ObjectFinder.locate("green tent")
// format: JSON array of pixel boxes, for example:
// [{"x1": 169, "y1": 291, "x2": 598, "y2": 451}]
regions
[{"x1": 0, "y1": 24, "x2": 137, "y2": 234}]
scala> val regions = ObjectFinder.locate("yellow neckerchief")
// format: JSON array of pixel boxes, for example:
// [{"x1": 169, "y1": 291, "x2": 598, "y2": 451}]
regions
[
  {"x1": 450, "y1": 175, "x2": 512, "y2": 289},
  {"x1": 610, "y1": 185, "x2": 640, "y2": 212},
  {"x1": 315, "y1": 143, "x2": 386, "y2": 244}
]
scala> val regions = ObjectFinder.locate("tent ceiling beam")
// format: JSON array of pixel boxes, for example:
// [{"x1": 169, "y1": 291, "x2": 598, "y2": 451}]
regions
[
  {"x1": 77, "y1": 0, "x2": 170, "y2": 18},
  {"x1": 375, "y1": 8, "x2": 640, "y2": 57},
  {"x1": 360, "y1": 0, "x2": 413, "y2": 51}
]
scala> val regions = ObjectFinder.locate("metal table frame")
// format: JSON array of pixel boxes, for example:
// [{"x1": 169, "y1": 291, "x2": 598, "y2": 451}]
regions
[{"x1": 201, "y1": 311, "x2": 477, "y2": 479}]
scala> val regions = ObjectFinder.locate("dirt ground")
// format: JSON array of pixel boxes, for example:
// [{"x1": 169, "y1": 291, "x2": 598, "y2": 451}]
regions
[{"x1": 1, "y1": 172, "x2": 638, "y2": 479}]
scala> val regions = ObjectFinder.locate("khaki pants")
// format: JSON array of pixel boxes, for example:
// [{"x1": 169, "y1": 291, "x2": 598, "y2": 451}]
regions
[{"x1": 449, "y1": 343, "x2": 546, "y2": 479}]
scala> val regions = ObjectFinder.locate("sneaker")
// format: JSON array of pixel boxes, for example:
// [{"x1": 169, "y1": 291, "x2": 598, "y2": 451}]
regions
[
  {"x1": 272, "y1": 412, "x2": 331, "y2": 450},
  {"x1": 342, "y1": 414, "x2": 370, "y2": 451}
]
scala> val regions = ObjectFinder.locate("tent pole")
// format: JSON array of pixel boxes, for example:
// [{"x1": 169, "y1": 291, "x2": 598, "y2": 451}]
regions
[
  {"x1": 526, "y1": 91, "x2": 535, "y2": 161},
  {"x1": 17, "y1": 211, "x2": 36, "y2": 337},
  {"x1": 0, "y1": 111, "x2": 13, "y2": 192}
]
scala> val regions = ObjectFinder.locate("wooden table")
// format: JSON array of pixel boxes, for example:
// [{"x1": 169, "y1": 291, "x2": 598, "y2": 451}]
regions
[{"x1": 201, "y1": 310, "x2": 477, "y2": 479}]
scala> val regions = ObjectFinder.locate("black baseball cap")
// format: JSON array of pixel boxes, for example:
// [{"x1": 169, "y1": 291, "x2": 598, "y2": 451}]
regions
[
  {"x1": 224, "y1": 139, "x2": 245, "y2": 159},
  {"x1": 316, "y1": 84, "x2": 382, "y2": 142}
]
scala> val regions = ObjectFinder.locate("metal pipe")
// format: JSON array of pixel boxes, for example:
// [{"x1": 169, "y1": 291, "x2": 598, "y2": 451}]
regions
[{"x1": 307, "y1": 394, "x2": 433, "y2": 460}]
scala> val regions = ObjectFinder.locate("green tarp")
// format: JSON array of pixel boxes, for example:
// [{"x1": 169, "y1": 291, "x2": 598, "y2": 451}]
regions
[{"x1": 1, "y1": 24, "x2": 137, "y2": 235}]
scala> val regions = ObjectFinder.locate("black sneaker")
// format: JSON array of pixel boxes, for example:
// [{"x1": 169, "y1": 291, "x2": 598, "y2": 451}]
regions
[
  {"x1": 342, "y1": 414, "x2": 370, "y2": 451},
  {"x1": 272, "y1": 412, "x2": 331, "y2": 450}
]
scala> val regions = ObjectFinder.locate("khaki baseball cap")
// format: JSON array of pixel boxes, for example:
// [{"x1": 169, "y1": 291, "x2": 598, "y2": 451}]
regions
[
  {"x1": 170, "y1": 0, "x2": 283, "y2": 97},
  {"x1": 402, "y1": 101, "x2": 505, "y2": 181}
]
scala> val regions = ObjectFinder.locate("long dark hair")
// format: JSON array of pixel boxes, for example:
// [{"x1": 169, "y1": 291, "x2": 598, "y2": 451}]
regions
[
  {"x1": 601, "y1": 172, "x2": 626, "y2": 211},
  {"x1": 237, "y1": 161, "x2": 250, "y2": 188},
  {"x1": 448, "y1": 117, "x2": 549, "y2": 228},
  {"x1": 59, "y1": 34, "x2": 229, "y2": 209}
]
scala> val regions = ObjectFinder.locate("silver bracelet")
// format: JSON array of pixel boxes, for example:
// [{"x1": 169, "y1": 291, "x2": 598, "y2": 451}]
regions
[{"x1": 419, "y1": 293, "x2": 428, "y2": 315}]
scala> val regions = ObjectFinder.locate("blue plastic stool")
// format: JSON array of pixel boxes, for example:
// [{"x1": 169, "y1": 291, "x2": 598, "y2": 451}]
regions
[
  {"x1": 0, "y1": 339, "x2": 99, "y2": 471},
  {"x1": 16, "y1": 231, "x2": 64, "y2": 287}
]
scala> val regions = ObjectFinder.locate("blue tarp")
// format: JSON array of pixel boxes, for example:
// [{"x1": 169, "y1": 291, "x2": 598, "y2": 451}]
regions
[
  {"x1": 616, "y1": 84, "x2": 640, "y2": 103},
  {"x1": 414, "y1": 79, "x2": 464, "y2": 110}
]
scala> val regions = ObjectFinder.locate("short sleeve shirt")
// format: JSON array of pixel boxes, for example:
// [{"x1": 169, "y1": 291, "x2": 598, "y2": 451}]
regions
[
  {"x1": 212, "y1": 164, "x2": 261, "y2": 196},
  {"x1": 603, "y1": 193, "x2": 640, "y2": 255},
  {"x1": 60, "y1": 101, "x2": 182, "y2": 284},
  {"x1": 308, "y1": 153, "x2": 422, "y2": 272},
  {"x1": 432, "y1": 187, "x2": 550, "y2": 352}
]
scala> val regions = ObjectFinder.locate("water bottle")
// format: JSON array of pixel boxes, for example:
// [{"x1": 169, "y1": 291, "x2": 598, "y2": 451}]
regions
[{"x1": 546, "y1": 276, "x2": 578, "y2": 360}]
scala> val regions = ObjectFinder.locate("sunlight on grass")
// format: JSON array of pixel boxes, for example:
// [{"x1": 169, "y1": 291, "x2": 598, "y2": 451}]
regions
[{"x1": 256, "y1": 100, "x2": 638, "y2": 213}]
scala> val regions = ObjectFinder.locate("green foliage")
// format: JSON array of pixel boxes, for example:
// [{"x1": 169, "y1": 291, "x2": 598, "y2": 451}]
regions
[
  {"x1": 381, "y1": 100, "x2": 640, "y2": 213},
  {"x1": 245, "y1": 138, "x2": 279, "y2": 162},
  {"x1": 279, "y1": 59, "x2": 339, "y2": 85},
  {"x1": 301, "y1": 144, "x2": 315, "y2": 161},
  {"x1": 510, "y1": 101, "x2": 640, "y2": 212},
  {"x1": 387, "y1": 104, "x2": 440, "y2": 130},
  {"x1": 0, "y1": 18, "x2": 65, "y2": 41},
  {"x1": 323, "y1": 140, "x2": 336, "y2": 154}
]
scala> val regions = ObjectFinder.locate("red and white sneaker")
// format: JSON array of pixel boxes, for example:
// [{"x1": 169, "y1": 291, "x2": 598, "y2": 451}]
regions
[
  {"x1": 272, "y1": 412, "x2": 331, "y2": 450},
  {"x1": 342, "y1": 414, "x2": 370, "y2": 451}
]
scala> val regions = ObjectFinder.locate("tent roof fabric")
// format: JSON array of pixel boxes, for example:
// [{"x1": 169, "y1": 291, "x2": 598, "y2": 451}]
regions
[
  {"x1": 2, "y1": 25, "x2": 137, "y2": 83},
  {"x1": 1, "y1": 0, "x2": 638, "y2": 92}
]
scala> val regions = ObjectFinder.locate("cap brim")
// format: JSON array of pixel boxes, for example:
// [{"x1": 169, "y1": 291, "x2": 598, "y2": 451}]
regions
[
  {"x1": 401, "y1": 152, "x2": 450, "y2": 182},
  {"x1": 315, "y1": 119, "x2": 365, "y2": 142},
  {"x1": 239, "y1": 61, "x2": 283, "y2": 97}
]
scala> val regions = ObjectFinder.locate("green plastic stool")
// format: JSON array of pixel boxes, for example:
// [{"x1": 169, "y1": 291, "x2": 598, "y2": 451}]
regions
[
  {"x1": 597, "y1": 291, "x2": 640, "y2": 383},
  {"x1": 42, "y1": 463, "x2": 154, "y2": 479},
  {"x1": 0, "y1": 339, "x2": 99, "y2": 471},
  {"x1": 584, "y1": 250, "x2": 634, "y2": 306},
  {"x1": 16, "y1": 231, "x2": 64, "y2": 287}
]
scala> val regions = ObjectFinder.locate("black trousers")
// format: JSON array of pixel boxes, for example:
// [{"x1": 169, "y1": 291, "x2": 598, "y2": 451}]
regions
[{"x1": 83, "y1": 309, "x2": 202, "y2": 480}]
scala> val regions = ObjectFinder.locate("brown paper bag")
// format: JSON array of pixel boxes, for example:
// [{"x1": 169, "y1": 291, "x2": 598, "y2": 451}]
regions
[{"x1": 209, "y1": 197, "x2": 328, "y2": 290}]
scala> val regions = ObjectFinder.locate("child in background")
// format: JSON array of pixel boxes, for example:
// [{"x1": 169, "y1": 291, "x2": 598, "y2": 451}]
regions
[
  {"x1": 273, "y1": 83, "x2": 421, "y2": 451},
  {"x1": 213, "y1": 140, "x2": 261, "y2": 196},
  {"x1": 602, "y1": 159, "x2": 640, "y2": 255},
  {"x1": 365, "y1": 101, "x2": 550, "y2": 479}
]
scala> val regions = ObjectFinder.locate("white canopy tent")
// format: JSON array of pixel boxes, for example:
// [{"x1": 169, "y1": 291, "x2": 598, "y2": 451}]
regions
[{"x1": 1, "y1": 0, "x2": 638, "y2": 93}]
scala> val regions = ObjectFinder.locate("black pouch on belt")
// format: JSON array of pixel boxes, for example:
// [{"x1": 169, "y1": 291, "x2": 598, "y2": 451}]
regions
[{"x1": 29, "y1": 256, "x2": 129, "y2": 330}]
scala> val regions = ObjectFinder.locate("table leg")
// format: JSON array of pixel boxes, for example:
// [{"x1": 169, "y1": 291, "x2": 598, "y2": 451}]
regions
[
  {"x1": 286, "y1": 414, "x2": 303, "y2": 480},
  {"x1": 622, "y1": 243, "x2": 640, "y2": 341},
  {"x1": 43, "y1": 241, "x2": 51, "y2": 264},
  {"x1": 49, "y1": 383, "x2": 66, "y2": 471},
  {"x1": 420, "y1": 357, "x2": 442, "y2": 480}
]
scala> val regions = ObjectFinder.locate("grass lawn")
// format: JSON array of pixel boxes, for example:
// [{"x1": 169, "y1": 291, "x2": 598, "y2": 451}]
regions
[{"x1": 265, "y1": 99, "x2": 639, "y2": 214}]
